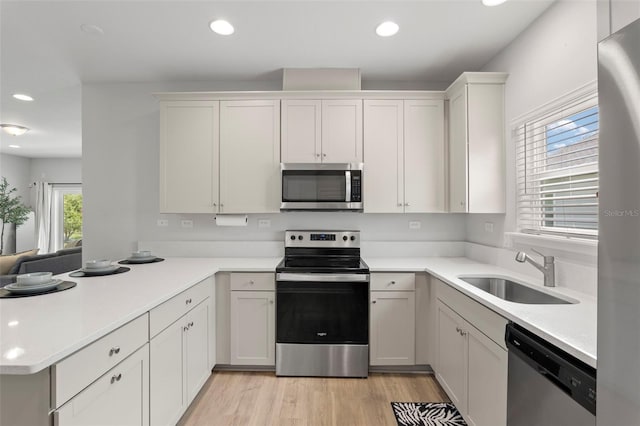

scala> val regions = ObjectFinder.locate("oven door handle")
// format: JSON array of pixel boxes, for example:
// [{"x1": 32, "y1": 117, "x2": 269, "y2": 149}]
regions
[{"x1": 276, "y1": 273, "x2": 369, "y2": 282}]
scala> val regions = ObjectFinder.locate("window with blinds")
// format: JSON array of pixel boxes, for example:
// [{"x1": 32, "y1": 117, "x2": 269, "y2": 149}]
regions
[{"x1": 515, "y1": 93, "x2": 599, "y2": 238}]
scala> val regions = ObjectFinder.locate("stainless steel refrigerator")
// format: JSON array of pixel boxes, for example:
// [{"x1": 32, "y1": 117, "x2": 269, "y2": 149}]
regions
[{"x1": 597, "y1": 17, "x2": 640, "y2": 426}]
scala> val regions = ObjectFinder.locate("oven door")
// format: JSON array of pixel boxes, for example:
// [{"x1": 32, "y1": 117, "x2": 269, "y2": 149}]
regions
[{"x1": 276, "y1": 273, "x2": 369, "y2": 344}]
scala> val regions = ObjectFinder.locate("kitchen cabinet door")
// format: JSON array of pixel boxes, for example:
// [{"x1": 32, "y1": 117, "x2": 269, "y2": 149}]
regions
[
  {"x1": 370, "y1": 290, "x2": 415, "y2": 365},
  {"x1": 466, "y1": 327, "x2": 507, "y2": 426},
  {"x1": 446, "y1": 73, "x2": 506, "y2": 213},
  {"x1": 185, "y1": 299, "x2": 211, "y2": 404},
  {"x1": 363, "y1": 100, "x2": 404, "y2": 213},
  {"x1": 448, "y1": 85, "x2": 468, "y2": 213},
  {"x1": 404, "y1": 100, "x2": 445, "y2": 212},
  {"x1": 220, "y1": 100, "x2": 281, "y2": 213},
  {"x1": 281, "y1": 100, "x2": 322, "y2": 163},
  {"x1": 230, "y1": 290, "x2": 275, "y2": 365},
  {"x1": 435, "y1": 301, "x2": 467, "y2": 413},
  {"x1": 321, "y1": 99, "x2": 363, "y2": 163},
  {"x1": 160, "y1": 101, "x2": 219, "y2": 213},
  {"x1": 55, "y1": 344, "x2": 149, "y2": 426},
  {"x1": 150, "y1": 320, "x2": 185, "y2": 426}
]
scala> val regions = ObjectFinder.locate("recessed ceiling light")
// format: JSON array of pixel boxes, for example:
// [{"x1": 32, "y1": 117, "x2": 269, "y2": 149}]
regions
[
  {"x1": 80, "y1": 24, "x2": 105, "y2": 36},
  {"x1": 482, "y1": 0, "x2": 508, "y2": 6},
  {"x1": 209, "y1": 19, "x2": 234, "y2": 36},
  {"x1": 0, "y1": 124, "x2": 30, "y2": 136},
  {"x1": 13, "y1": 94, "x2": 34, "y2": 102},
  {"x1": 376, "y1": 21, "x2": 399, "y2": 37},
  {"x1": 8, "y1": 145, "x2": 20, "y2": 149}
]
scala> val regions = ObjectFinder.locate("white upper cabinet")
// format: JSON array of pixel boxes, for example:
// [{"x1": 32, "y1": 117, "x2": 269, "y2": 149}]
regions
[
  {"x1": 281, "y1": 100, "x2": 322, "y2": 163},
  {"x1": 281, "y1": 99, "x2": 363, "y2": 163},
  {"x1": 159, "y1": 101, "x2": 219, "y2": 213},
  {"x1": 219, "y1": 100, "x2": 281, "y2": 213},
  {"x1": 446, "y1": 73, "x2": 507, "y2": 213},
  {"x1": 364, "y1": 99, "x2": 445, "y2": 213}
]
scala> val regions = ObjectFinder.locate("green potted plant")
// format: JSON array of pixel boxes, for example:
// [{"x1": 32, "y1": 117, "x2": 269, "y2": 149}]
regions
[{"x1": 0, "y1": 177, "x2": 31, "y2": 255}]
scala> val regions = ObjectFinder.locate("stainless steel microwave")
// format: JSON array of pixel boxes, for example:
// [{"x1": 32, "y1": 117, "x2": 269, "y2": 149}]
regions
[{"x1": 280, "y1": 163, "x2": 363, "y2": 211}]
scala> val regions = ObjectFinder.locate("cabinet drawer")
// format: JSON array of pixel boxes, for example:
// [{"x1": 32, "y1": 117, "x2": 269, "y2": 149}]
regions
[
  {"x1": 230, "y1": 273, "x2": 275, "y2": 291},
  {"x1": 52, "y1": 314, "x2": 149, "y2": 409},
  {"x1": 149, "y1": 279, "x2": 210, "y2": 338},
  {"x1": 371, "y1": 273, "x2": 415, "y2": 291},
  {"x1": 435, "y1": 278, "x2": 508, "y2": 349},
  {"x1": 54, "y1": 344, "x2": 149, "y2": 426}
]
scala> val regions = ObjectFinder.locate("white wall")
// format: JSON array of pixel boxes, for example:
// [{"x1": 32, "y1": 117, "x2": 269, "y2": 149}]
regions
[
  {"x1": 82, "y1": 80, "x2": 466, "y2": 261},
  {"x1": 30, "y1": 158, "x2": 81, "y2": 185},
  {"x1": 470, "y1": 0, "x2": 598, "y2": 248},
  {"x1": 0, "y1": 153, "x2": 31, "y2": 201}
]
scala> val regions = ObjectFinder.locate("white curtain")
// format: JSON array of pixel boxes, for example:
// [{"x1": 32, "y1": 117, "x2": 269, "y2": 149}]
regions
[{"x1": 35, "y1": 182, "x2": 54, "y2": 253}]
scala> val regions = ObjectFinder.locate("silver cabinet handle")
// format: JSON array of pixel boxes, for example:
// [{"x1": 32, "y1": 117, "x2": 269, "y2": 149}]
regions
[
  {"x1": 404, "y1": 203, "x2": 409, "y2": 206},
  {"x1": 110, "y1": 373, "x2": 122, "y2": 384},
  {"x1": 189, "y1": 321, "x2": 194, "y2": 327},
  {"x1": 269, "y1": 300, "x2": 274, "y2": 304},
  {"x1": 109, "y1": 347, "x2": 120, "y2": 356},
  {"x1": 185, "y1": 298, "x2": 192, "y2": 305},
  {"x1": 249, "y1": 280, "x2": 254, "y2": 285},
  {"x1": 183, "y1": 326, "x2": 189, "y2": 332},
  {"x1": 456, "y1": 327, "x2": 461, "y2": 333},
  {"x1": 316, "y1": 153, "x2": 320, "y2": 158},
  {"x1": 372, "y1": 300, "x2": 377, "y2": 304},
  {"x1": 460, "y1": 201, "x2": 465, "y2": 206},
  {"x1": 323, "y1": 153, "x2": 327, "y2": 158},
  {"x1": 397, "y1": 203, "x2": 402, "y2": 207},
  {"x1": 390, "y1": 281, "x2": 396, "y2": 285},
  {"x1": 213, "y1": 202, "x2": 217, "y2": 207}
]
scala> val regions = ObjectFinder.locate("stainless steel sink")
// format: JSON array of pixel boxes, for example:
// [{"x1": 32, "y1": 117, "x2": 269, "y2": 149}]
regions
[{"x1": 458, "y1": 276, "x2": 575, "y2": 305}]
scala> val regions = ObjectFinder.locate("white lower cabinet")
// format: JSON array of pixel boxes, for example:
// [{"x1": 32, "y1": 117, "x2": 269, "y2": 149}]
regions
[
  {"x1": 150, "y1": 298, "x2": 211, "y2": 426},
  {"x1": 54, "y1": 344, "x2": 149, "y2": 426},
  {"x1": 435, "y1": 279, "x2": 508, "y2": 426},
  {"x1": 369, "y1": 273, "x2": 416, "y2": 366},
  {"x1": 230, "y1": 290, "x2": 275, "y2": 365}
]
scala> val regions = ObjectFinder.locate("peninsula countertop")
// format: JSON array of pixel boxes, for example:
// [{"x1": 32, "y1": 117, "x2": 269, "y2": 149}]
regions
[{"x1": 0, "y1": 257, "x2": 281, "y2": 374}]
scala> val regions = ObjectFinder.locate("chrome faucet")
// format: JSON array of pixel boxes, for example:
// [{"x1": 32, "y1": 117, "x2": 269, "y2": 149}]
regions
[{"x1": 515, "y1": 249, "x2": 556, "y2": 287}]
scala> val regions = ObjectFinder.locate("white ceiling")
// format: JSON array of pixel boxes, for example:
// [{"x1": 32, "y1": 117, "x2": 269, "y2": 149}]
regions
[{"x1": 0, "y1": 0, "x2": 554, "y2": 159}]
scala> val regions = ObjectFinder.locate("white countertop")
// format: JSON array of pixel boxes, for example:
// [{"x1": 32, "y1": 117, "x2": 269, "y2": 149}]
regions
[
  {"x1": 0, "y1": 257, "x2": 280, "y2": 374},
  {"x1": 1, "y1": 255, "x2": 596, "y2": 374},
  {"x1": 367, "y1": 257, "x2": 597, "y2": 368}
]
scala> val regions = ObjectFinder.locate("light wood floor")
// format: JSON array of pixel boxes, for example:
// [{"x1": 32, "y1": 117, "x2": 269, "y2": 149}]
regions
[{"x1": 179, "y1": 371, "x2": 449, "y2": 426}]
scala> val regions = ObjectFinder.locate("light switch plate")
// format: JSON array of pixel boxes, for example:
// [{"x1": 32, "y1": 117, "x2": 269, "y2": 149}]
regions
[
  {"x1": 484, "y1": 222, "x2": 494, "y2": 233},
  {"x1": 409, "y1": 221, "x2": 421, "y2": 230},
  {"x1": 157, "y1": 219, "x2": 169, "y2": 227},
  {"x1": 181, "y1": 219, "x2": 194, "y2": 228},
  {"x1": 258, "y1": 219, "x2": 271, "y2": 228}
]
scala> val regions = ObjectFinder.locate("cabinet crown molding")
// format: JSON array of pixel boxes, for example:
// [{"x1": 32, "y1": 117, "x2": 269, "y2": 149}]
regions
[
  {"x1": 445, "y1": 72, "x2": 509, "y2": 98},
  {"x1": 154, "y1": 90, "x2": 446, "y2": 102}
]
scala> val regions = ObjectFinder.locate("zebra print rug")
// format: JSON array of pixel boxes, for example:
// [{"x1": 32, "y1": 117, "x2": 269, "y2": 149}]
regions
[{"x1": 391, "y1": 402, "x2": 467, "y2": 426}]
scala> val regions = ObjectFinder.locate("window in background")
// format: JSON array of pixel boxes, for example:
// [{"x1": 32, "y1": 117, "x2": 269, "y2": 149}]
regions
[
  {"x1": 515, "y1": 93, "x2": 599, "y2": 238},
  {"x1": 52, "y1": 185, "x2": 82, "y2": 250}
]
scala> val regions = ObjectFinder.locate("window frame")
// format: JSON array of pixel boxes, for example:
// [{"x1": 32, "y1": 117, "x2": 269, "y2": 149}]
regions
[{"x1": 51, "y1": 184, "x2": 83, "y2": 251}]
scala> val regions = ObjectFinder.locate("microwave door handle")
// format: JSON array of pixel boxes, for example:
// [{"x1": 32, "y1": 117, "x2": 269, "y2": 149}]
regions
[{"x1": 345, "y1": 171, "x2": 351, "y2": 202}]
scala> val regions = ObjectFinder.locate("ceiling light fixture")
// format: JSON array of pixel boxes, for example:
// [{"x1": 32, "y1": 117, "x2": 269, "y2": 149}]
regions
[
  {"x1": 8, "y1": 145, "x2": 20, "y2": 149},
  {"x1": 80, "y1": 23, "x2": 105, "y2": 36},
  {"x1": 209, "y1": 19, "x2": 234, "y2": 36},
  {"x1": 482, "y1": 0, "x2": 508, "y2": 6},
  {"x1": 376, "y1": 21, "x2": 399, "y2": 37},
  {"x1": 12, "y1": 94, "x2": 34, "y2": 102},
  {"x1": 0, "y1": 124, "x2": 30, "y2": 136}
]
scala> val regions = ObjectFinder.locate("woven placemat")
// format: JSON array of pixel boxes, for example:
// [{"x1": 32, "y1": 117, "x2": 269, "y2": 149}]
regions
[
  {"x1": 69, "y1": 266, "x2": 130, "y2": 278},
  {"x1": 0, "y1": 281, "x2": 77, "y2": 298},
  {"x1": 118, "y1": 257, "x2": 164, "y2": 265}
]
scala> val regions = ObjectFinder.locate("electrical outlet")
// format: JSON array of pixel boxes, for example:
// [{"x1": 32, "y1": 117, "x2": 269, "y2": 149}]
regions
[
  {"x1": 157, "y1": 219, "x2": 169, "y2": 227},
  {"x1": 181, "y1": 219, "x2": 194, "y2": 228},
  {"x1": 484, "y1": 222, "x2": 494, "y2": 233},
  {"x1": 409, "y1": 221, "x2": 421, "y2": 230},
  {"x1": 258, "y1": 219, "x2": 271, "y2": 228}
]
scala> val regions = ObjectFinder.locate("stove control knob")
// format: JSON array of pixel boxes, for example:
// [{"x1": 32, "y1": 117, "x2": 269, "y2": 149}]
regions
[
  {"x1": 290, "y1": 235, "x2": 296, "y2": 241},
  {"x1": 298, "y1": 235, "x2": 304, "y2": 240},
  {"x1": 350, "y1": 236, "x2": 356, "y2": 241},
  {"x1": 343, "y1": 236, "x2": 348, "y2": 241}
]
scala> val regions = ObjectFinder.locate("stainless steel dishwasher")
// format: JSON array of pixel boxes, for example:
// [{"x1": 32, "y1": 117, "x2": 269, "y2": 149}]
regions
[{"x1": 505, "y1": 323, "x2": 596, "y2": 426}]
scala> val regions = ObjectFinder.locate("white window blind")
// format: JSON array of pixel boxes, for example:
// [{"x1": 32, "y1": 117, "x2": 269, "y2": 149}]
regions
[{"x1": 515, "y1": 93, "x2": 599, "y2": 238}]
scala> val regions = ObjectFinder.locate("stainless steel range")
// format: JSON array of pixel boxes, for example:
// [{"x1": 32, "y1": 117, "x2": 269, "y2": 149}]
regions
[{"x1": 275, "y1": 230, "x2": 369, "y2": 378}]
